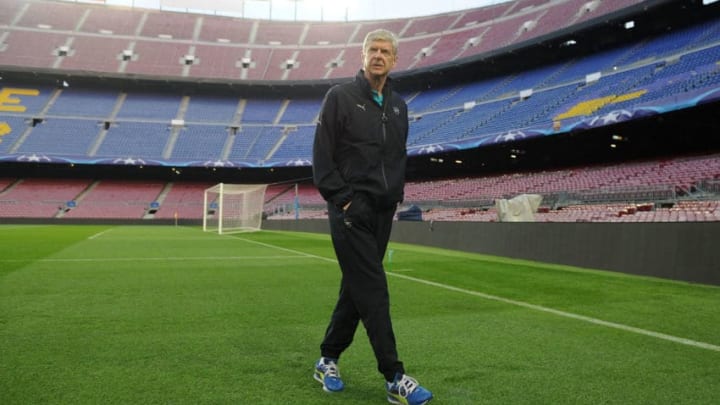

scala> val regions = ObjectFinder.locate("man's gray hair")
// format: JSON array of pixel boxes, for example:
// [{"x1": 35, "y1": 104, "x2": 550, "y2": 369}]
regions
[{"x1": 363, "y1": 29, "x2": 399, "y2": 56}]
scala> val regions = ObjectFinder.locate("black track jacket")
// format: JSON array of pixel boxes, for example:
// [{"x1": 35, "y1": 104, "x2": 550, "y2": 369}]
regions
[{"x1": 312, "y1": 70, "x2": 409, "y2": 209}]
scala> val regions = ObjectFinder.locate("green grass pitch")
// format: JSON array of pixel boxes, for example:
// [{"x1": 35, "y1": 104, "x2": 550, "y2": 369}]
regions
[{"x1": 1, "y1": 225, "x2": 719, "y2": 404}]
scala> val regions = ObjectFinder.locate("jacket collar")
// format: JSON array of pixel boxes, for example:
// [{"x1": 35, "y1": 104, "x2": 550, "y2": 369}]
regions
[{"x1": 356, "y1": 69, "x2": 392, "y2": 100}]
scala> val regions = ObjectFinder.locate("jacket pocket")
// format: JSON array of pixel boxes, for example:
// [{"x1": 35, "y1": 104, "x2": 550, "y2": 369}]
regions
[{"x1": 344, "y1": 192, "x2": 373, "y2": 229}]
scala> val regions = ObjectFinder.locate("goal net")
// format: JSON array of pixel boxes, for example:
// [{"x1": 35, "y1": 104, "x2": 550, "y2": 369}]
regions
[{"x1": 203, "y1": 183, "x2": 268, "y2": 234}]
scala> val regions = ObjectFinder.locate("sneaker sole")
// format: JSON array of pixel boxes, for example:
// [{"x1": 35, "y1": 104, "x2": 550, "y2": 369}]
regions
[{"x1": 387, "y1": 395, "x2": 432, "y2": 405}]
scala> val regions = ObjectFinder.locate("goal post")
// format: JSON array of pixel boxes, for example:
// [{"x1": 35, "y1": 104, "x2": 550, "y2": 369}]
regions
[{"x1": 203, "y1": 183, "x2": 268, "y2": 234}]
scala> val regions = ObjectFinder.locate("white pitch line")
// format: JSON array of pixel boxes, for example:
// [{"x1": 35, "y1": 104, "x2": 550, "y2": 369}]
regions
[
  {"x1": 241, "y1": 237, "x2": 720, "y2": 353},
  {"x1": 235, "y1": 236, "x2": 330, "y2": 260},
  {"x1": 389, "y1": 272, "x2": 720, "y2": 352},
  {"x1": 88, "y1": 229, "x2": 113, "y2": 240}
]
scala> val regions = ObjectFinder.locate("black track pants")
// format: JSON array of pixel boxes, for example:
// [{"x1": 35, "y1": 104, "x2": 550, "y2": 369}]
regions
[{"x1": 320, "y1": 194, "x2": 405, "y2": 381}]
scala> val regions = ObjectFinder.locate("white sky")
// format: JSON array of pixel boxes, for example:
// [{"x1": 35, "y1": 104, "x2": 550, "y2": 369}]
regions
[{"x1": 64, "y1": 0, "x2": 511, "y2": 21}]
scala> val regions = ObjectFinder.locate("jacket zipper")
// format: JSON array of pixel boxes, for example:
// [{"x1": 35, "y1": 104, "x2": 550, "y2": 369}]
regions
[{"x1": 380, "y1": 104, "x2": 389, "y2": 191}]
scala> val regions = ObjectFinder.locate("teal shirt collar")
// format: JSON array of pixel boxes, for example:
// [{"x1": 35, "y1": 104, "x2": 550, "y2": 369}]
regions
[{"x1": 371, "y1": 90, "x2": 383, "y2": 107}]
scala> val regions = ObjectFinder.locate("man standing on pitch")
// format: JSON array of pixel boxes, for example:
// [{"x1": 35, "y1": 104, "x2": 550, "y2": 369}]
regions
[{"x1": 312, "y1": 29, "x2": 433, "y2": 405}]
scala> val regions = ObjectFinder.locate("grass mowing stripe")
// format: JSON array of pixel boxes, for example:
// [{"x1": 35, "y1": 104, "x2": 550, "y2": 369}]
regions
[
  {"x1": 234, "y1": 236, "x2": 337, "y2": 261},
  {"x1": 240, "y1": 233, "x2": 720, "y2": 353},
  {"x1": 390, "y1": 272, "x2": 720, "y2": 353},
  {"x1": 0, "y1": 255, "x2": 314, "y2": 263},
  {"x1": 3, "y1": 226, "x2": 718, "y2": 404}
]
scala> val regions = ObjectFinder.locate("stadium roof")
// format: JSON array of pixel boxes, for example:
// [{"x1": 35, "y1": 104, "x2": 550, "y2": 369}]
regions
[{"x1": 59, "y1": 0, "x2": 512, "y2": 21}]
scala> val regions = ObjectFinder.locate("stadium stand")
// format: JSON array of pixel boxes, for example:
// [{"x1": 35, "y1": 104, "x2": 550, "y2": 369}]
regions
[
  {"x1": 57, "y1": 36, "x2": 129, "y2": 73},
  {"x1": 413, "y1": 26, "x2": 485, "y2": 69},
  {"x1": 0, "y1": 0, "x2": 647, "y2": 81},
  {"x1": 278, "y1": 98, "x2": 322, "y2": 124},
  {"x1": 2, "y1": 152, "x2": 718, "y2": 221},
  {"x1": 189, "y1": 44, "x2": 251, "y2": 80},
  {"x1": 262, "y1": 48, "x2": 304, "y2": 81},
  {"x1": 403, "y1": 13, "x2": 459, "y2": 37},
  {"x1": 0, "y1": 116, "x2": 31, "y2": 154},
  {"x1": 152, "y1": 181, "x2": 213, "y2": 220},
  {"x1": 140, "y1": 11, "x2": 198, "y2": 40},
  {"x1": 224, "y1": 126, "x2": 282, "y2": 163},
  {"x1": 0, "y1": 0, "x2": 719, "y2": 224},
  {"x1": 183, "y1": 95, "x2": 239, "y2": 123},
  {"x1": 526, "y1": 1, "x2": 584, "y2": 39},
  {"x1": 47, "y1": 87, "x2": 119, "y2": 118},
  {"x1": 240, "y1": 99, "x2": 283, "y2": 124},
  {"x1": 474, "y1": 8, "x2": 547, "y2": 53},
  {"x1": 14, "y1": 118, "x2": 101, "y2": 156},
  {"x1": 270, "y1": 125, "x2": 315, "y2": 161},
  {"x1": 0, "y1": 178, "x2": 90, "y2": 218},
  {"x1": 402, "y1": 154, "x2": 720, "y2": 204},
  {"x1": 94, "y1": 122, "x2": 171, "y2": 159},
  {"x1": 16, "y1": 0, "x2": 85, "y2": 31},
  {"x1": 0, "y1": 84, "x2": 54, "y2": 115},
  {"x1": 573, "y1": 0, "x2": 646, "y2": 25},
  {"x1": 62, "y1": 180, "x2": 165, "y2": 219},
  {"x1": 0, "y1": 178, "x2": 15, "y2": 190},
  {"x1": 253, "y1": 20, "x2": 305, "y2": 46},
  {"x1": 288, "y1": 48, "x2": 346, "y2": 81},
  {"x1": 0, "y1": 30, "x2": 66, "y2": 69},
  {"x1": 324, "y1": 44, "x2": 364, "y2": 79},
  {"x1": 0, "y1": 0, "x2": 25, "y2": 25},
  {"x1": 197, "y1": 15, "x2": 253, "y2": 43},
  {"x1": 123, "y1": 40, "x2": 190, "y2": 77},
  {"x1": 2, "y1": 14, "x2": 720, "y2": 164},
  {"x1": 355, "y1": 20, "x2": 409, "y2": 47},
  {"x1": 451, "y1": 1, "x2": 513, "y2": 29},
  {"x1": 115, "y1": 92, "x2": 182, "y2": 120},
  {"x1": 171, "y1": 125, "x2": 229, "y2": 161},
  {"x1": 303, "y1": 22, "x2": 359, "y2": 46},
  {"x1": 77, "y1": 5, "x2": 145, "y2": 36}
]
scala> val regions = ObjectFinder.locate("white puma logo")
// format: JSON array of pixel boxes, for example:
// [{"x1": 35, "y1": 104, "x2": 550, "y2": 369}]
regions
[{"x1": 356, "y1": 103, "x2": 366, "y2": 111}]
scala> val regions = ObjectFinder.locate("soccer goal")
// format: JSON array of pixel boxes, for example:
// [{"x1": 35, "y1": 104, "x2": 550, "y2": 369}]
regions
[{"x1": 203, "y1": 183, "x2": 268, "y2": 234}]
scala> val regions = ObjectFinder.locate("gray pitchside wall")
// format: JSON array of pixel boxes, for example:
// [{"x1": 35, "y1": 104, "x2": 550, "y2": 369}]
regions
[{"x1": 263, "y1": 220, "x2": 720, "y2": 285}]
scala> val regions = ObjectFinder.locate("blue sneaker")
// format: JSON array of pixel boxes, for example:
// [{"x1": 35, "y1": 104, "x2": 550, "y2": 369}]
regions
[
  {"x1": 386, "y1": 374, "x2": 433, "y2": 405},
  {"x1": 314, "y1": 357, "x2": 344, "y2": 392}
]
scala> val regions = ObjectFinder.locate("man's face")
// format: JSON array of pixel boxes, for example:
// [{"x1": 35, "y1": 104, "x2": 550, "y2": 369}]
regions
[{"x1": 362, "y1": 39, "x2": 396, "y2": 78}]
